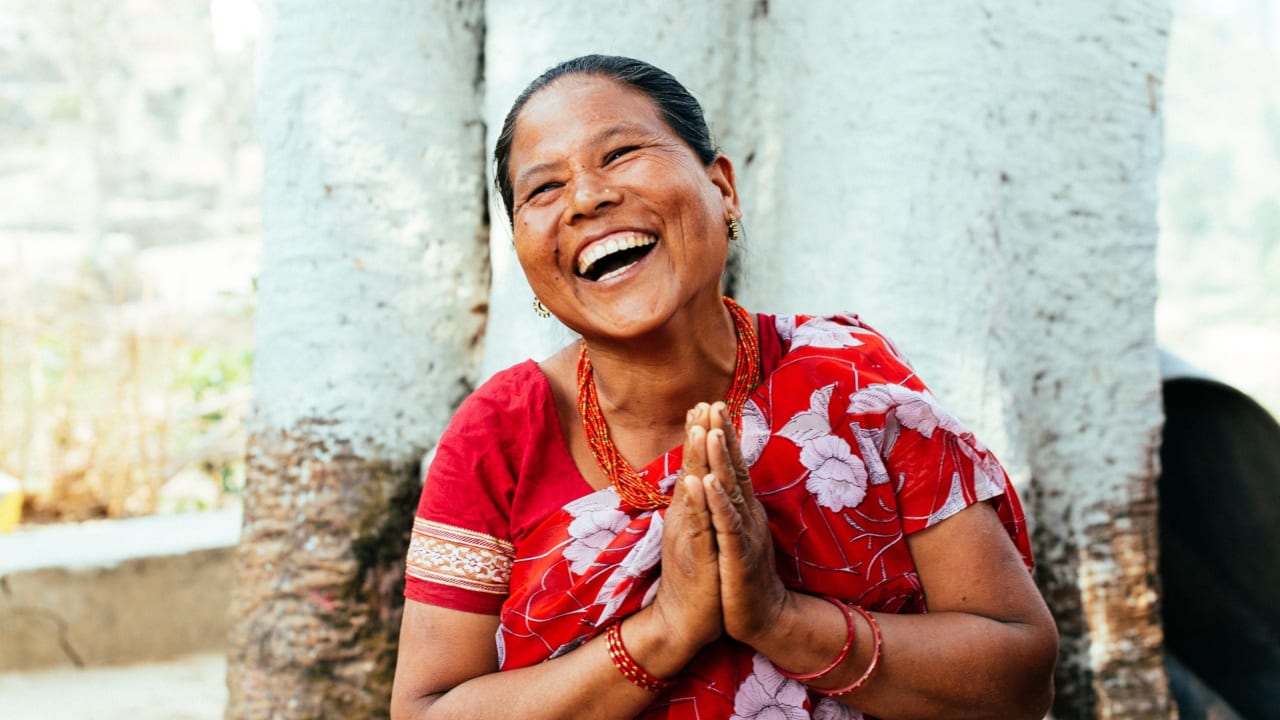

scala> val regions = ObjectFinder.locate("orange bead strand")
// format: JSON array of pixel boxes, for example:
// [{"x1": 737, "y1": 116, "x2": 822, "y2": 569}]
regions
[{"x1": 576, "y1": 297, "x2": 761, "y2": 510}]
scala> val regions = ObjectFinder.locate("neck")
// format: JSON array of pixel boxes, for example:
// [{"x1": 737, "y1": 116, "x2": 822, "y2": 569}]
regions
[{"x1": 583, "y1": 294, "x2": 740, "y2": 432}]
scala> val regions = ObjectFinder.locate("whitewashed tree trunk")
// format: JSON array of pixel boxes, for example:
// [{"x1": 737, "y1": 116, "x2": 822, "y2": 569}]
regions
[
  {"x1": 740, "y1": 3, "x2": 1172, "y2": 718},
  {"x1": 225, "y1": 1, "x2": 487, "y2": 717}
]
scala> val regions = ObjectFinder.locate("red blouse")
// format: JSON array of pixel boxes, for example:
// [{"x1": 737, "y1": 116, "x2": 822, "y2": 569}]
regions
[{"x1": 405, "y1": 312, "x2": 1031, "y2": 719}]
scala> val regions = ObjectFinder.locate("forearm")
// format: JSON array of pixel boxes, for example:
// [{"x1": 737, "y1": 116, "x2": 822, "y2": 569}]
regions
[
  {"x1": 398, "y1": 606, "x2": 698, "y2": 720},
  {"x1": 750, "y1": 591, "x2": 1057, "y2": 720}
]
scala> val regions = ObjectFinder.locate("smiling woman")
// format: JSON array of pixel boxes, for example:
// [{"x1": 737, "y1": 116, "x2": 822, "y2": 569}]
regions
[{"x1": 390, "y1": 55, "x2": 1058, "y2": 720}]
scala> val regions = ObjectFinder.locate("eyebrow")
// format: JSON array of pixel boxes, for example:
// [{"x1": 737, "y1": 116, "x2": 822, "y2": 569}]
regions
[{"x1": 513, "y1": 123, "x2": 652, "y2": 191}]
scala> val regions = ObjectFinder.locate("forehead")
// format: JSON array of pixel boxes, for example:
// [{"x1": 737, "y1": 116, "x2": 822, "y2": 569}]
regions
[{"x1": 510, "y1": 76, "x2": 671, "y2": 164}]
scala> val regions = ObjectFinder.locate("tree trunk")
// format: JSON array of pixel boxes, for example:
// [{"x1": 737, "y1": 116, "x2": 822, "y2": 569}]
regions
[
  {"x1": 224, "y1": 1, "x2": 486, "y2": 718},
  {"x1": 741, "y1": 3, "x2": 1173, "y2": 718}
]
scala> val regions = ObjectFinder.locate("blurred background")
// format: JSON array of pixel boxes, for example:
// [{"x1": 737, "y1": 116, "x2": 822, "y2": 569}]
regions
[
  {"x1": 1, "y1": 0, "x2": 1277, "y2": 525},
  {"x1": 0, "y1": 0, "x2": 1275, "y2": 717},
  {"x1": 1, "y1": 0, "x2": 259, "y2": 524}
]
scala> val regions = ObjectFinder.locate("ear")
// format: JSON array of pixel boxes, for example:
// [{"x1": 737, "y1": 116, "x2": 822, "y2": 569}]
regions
[{"x1": 707, "y1": 153, "x2": 741, "y2": 219}]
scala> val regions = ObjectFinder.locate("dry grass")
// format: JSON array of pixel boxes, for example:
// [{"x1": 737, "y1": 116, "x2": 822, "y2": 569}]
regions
[{"x1": 0, "y1": 256, "x2": 251, "y2": 523}]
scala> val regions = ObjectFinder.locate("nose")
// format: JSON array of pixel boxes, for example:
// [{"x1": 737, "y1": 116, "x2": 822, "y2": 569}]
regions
[{"x1": 564, "y1": 175, "x2": 618, "y2": 222}]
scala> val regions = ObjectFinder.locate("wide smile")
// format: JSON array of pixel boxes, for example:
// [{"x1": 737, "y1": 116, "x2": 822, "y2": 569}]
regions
[{"x1": 575, "y1": 232, "x2": 658, "y2": 282}]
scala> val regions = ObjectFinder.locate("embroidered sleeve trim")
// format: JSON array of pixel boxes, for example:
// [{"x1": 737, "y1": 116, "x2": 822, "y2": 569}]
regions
[{"x1": 406, "y1": 518, "x2": 515, "y2": 595}]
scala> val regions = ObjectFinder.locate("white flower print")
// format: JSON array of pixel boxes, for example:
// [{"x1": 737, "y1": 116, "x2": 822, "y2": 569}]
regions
[
  {"x1": 790, "y1": 317, "x2": 867, "y2": 350},
  {"x1": 847, "y1": 384, "x2": 965, "y2": 439},
  {"x1": 850, "y1": 424, "x2": 890, "y2": 486},
  {"x1": 776, "y1": 384, "x2": 870, "y2": 511},
  {"x1": 563, "y1": 501, "x2": 629, "y2": 576},
  {"x1": 564, "y1": 488, "x2": 621, "y2": 515},
  {"x1": 774, "y1": 315, "x2": 797, "y2": 343},
  {"x1": 740, "y1": 399, "x2": 770, "y2": 467},
  {"x1": 801, "y1": 435, "x2": 869, "y2": 512},
  {"x1": 778, "y1": 384, "x2": 836, "y2": 445},
  {"x1": 593, "y1": 514, "x2": 664, "y2": 625},
  {"x1": 955, "y1": 437, "x2": 1005, "y2": 499},
  {"x1": 812, "y1": 697, "x2": 865, "y2": 720},
  {"x1": 927, "y1": 472, "x2": 969, "y2": 527},
  {"x1": 730, "y1": 653, "x2": 810, "y2": 720}
]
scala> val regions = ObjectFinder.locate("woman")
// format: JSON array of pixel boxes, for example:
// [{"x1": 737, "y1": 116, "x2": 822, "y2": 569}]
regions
[{"x1": 391, "y1": 55, "x2": 1058, "y2": 720}]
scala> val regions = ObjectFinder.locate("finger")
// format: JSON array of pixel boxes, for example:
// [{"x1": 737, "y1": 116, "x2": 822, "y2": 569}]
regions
[
  {"x1": 718, "y1": 414, "x2": 756, "y2": 499},
  {"x1": 679, "y1": 474, "x2": 717, "y2": 555},
  {"x1": 683, "y1": 411, "x2": 711, "y2": 480},
  {"x1": 706, "y1": 428, "x2": 740, "y2": 497},
  {"x1": 692, "y1": 402, "x2": 712, "y2": 430},
  {"x1": 704, "y1": 474, "x2": 745, "y2": 558}
]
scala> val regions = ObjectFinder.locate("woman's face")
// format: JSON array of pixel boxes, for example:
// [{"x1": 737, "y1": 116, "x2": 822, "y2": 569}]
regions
[{"x1": 507, "y1": 75, "x2": 739, "y2": 342}]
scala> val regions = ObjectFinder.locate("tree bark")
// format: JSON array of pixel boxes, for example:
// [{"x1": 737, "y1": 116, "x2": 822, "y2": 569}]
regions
[{"x1": 225, "y1": 1, "x2": 486, "y2": 718}]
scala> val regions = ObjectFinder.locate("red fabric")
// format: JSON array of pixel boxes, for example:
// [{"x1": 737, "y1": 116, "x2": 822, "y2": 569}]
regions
[
  {"x1": 407, "y1": 313, "x2": 1032, "y2": 719},
  {"x1": 405, "y1": 359, "x2": 589, "y2": 614}
]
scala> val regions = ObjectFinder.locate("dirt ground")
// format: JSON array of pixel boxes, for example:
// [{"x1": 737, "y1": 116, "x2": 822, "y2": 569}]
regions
[{"x1": 0, "y1": 652, "x2": 225, "y2": 720}]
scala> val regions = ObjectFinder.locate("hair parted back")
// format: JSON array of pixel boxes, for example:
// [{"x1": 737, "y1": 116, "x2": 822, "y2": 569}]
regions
[{"x1": 493, "y1": 54, "x2": 718, "y2": 224}]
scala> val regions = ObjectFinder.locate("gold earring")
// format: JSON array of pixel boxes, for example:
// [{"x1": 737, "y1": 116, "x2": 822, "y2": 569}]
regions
[
  {"x1": 533, "y1": 298, "x2": 552, "y2": 318},
  {"x1": 728, "y1": 216, "x2": 743, "y2": 242}
]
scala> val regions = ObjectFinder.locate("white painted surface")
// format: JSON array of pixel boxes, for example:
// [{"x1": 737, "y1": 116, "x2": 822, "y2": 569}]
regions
[
  {"x1": 477, "y1": 0, "x2": 755, "y2": 378},
  {"x1": 0, "y1": 652, "x2": 226, "y2": 720},
  {"x1": 742, "y1": 2, "x2": 1024, "y2": 480},
  {"x1": 0, "y1": 508, "x2": 241, "y2": 575},
  {"x1": 250, "y1": 0, "x2": 488, "y2": 460},
  {"x1": 744, "y1": 4, "x2": 1170, "y2": 710}
]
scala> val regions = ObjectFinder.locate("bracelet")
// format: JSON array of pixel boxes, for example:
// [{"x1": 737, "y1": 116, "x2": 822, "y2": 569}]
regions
[
  {"x1": 605, "y1": 621, "x2": 672, "y2": 693},
  {"x1": 775, "y1": 596, "x2": 855, "y2": 681},
  {"x1": 814, "y1": 604, "x2": 883, "y2": 697}
]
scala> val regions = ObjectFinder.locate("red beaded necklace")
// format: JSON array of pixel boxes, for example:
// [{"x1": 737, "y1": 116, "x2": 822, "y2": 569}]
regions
[{"x1": 576, "y1": 297, "x2": 761, "y2": 510}]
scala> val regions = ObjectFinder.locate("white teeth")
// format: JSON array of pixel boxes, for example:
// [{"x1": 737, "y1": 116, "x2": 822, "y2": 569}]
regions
[
  {"x1": 577, "y1": 233, "x2": 657, "y2": 277},
  {"x1": 596, "y1": 265, "x2": 630, "y2": 283}
]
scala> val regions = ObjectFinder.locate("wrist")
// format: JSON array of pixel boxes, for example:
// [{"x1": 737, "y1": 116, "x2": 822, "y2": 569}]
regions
[
  {"x1": 745, "y1": 592, "x2": 846, "y2": 673},
  {"x1": 732, "y1": 586, "x2": 796, "y2": 650},
  {"x1": 619, "y1": 605, "x2": 706, "y2": 679}
]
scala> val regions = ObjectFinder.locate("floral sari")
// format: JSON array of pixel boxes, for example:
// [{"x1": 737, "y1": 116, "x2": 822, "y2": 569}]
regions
[{"x1": 406, "y1": 313, "x2": 1032, "y2": 719}]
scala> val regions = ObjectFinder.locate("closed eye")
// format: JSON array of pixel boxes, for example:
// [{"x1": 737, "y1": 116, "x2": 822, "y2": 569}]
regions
[
  {"x1": 605, "y1": 146, "x2": 639, "y2": 164},
  {"x1": 526, "y1": 182, "x2": 562, "y2": 200}
]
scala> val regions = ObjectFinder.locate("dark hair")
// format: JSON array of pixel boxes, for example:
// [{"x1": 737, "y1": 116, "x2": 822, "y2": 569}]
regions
[{"x1": 493, "y1": 54, "x2": 718, "y2": 224}]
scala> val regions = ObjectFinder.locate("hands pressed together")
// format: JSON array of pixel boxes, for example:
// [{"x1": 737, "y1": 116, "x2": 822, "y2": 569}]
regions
[{"x1": 652, "y1": 401, "x2": 792, "y2": 656}]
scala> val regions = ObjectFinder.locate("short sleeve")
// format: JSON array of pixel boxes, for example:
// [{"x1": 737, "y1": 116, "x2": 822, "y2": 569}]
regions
[
  {"x1": 829, "y1": 318, "x2": 1033, "y2": 571},
  {"x1": 875, "y1": 397, "x2": 1033, "y2": 571},
  {"x1": 404, "y1": 366, "x2": 529, "y2": 614}
]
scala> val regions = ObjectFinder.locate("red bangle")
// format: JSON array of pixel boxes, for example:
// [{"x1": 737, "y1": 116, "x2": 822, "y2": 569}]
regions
[
  {"x1": 775, "y1": 596, "x2": 855, "y2": 681},
  {"x1": 605, "y1": 621, "x2": 672, "y2": 693},
  {"x1": 814, "y1": 604, "x2": 883, "y2": 696}
]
